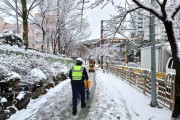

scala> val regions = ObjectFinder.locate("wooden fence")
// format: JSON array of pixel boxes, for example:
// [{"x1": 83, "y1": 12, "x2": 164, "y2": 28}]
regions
[{"x1": 109, "y1": 65, "x2": 175, "y2": 110}]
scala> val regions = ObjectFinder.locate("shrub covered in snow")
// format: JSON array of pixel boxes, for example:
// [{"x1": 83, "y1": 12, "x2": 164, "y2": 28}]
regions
[
  {"x1": 0, "y1": 45, "x2": 73, "y2": 118},
  {"x1": 0, "y1": 30, "x2": 23, "y2": 47}
]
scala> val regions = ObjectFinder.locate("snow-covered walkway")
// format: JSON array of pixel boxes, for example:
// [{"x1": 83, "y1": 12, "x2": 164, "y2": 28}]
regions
[
  {"x1": 89, "y1": 70, "x2": 171, "y2": 120},
  {"x1": 9, "y1": 70, "x2": 172, "y2": 120}
]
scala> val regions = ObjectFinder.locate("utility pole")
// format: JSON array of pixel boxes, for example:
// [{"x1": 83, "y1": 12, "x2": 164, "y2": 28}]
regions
[
  {"x1": 100, "y1": 20, "x2": 103, "y2": 46},
  {"x1": 150, "y1": 0, "x2": 158, "y2": 107},
  {"x1": 15, "y1": 0, "x2": 19, "y2": 34},
  {"x1": 100, "y1": 20, "x2": 104, "y2": 69}
]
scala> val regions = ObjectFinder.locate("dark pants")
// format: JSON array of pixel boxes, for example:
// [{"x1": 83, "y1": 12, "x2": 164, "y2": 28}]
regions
[{"x1": 71, "y1": 82, "x2": 86, "y2": 112}]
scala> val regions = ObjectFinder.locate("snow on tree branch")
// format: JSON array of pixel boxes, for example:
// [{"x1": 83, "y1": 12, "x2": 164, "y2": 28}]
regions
[
  {"x1": 113, "y1": 6, "x2": 140, "y2": 37},
  {"x1": 132, "y1": 0, "x2": 163, "y2": 20},
  {"x1": 89, "y1": 0, "x2": 114, "y2": 9},
  {"x1": 156, "y1": 0, "x2": 162, "y2": 6},
  {"x1": 171, "y1": 0, "x2": 180, "y2": 19}
]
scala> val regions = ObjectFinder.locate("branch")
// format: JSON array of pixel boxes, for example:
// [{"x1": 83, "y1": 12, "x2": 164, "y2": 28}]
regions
[
  {"x1": 113, "y1": 7, "x2": 140, "y2": 37},
  {"x1": 171, "y1": 4, "x2": 180, "y2": 19},
  {"x1": 28, "y1": 0, "x2": 45, "y2": 15},
  {"x1": 126, "y1": 0, "x2": 139, "y2": 31},
  {"x1": 157, "y1": 0, "x2": 167, "y2": 20},
  {"x1": 156, "y1": 0, "x2": 162, "y2": 6},
  {"x1": 132, "y1": 0, "x2": 163, "y2": 20},
  {"x1": 30, "y1": 0, "x2": 44, "y2": 10},
  {"x1": 162, "y1": 0, "x2": 167, "y2": 6},
  {"x1": 101, "y1": 1, "x2": 109, "y2": 9},
  {"x1": 0, "y1": 8, "x2": 17, "y2": 19},
  {"x1": 4, "y1": 0, "x2": 16, "y2": 11}
]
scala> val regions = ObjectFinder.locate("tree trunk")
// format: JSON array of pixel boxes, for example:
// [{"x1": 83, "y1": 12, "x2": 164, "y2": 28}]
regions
[
  {"x1": 57, "y1": 0, "x2": 61, "y2": 54},
  {"x1": 172, "y1": 69, "x2": 180, "y2": 118},
  {"x1": 63, "y1": 45, "x2": 66, "y2": 55},
  {"x1": 21, "y1": 0, "x2": 28, "y2": 49},
  {"x1": 41, "y1": 30, "x2": 45, "y2": 52},
  {"x1": 53, "y1": 39, "x2": 56, "y2": 54},
  {"x1": 57, "y1": 34, "x2": 61, "y2": 54},
  {"x1": 164, "y1": 21, "x2": 180, "y2": 118}
]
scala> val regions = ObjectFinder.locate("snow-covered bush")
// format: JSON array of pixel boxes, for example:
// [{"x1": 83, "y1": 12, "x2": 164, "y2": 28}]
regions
[
  {"x1": 0, "y1": 45, "x2": 72, "y2": 118},
  {"x1": 26, "y1": 68, "x2": 47, "y2": 85},
  {"x1": 0, "y1": 64, "x2": 8, "y2": 80},
  {"x1": 51, "y1": 62, "x2": 69, "y2": 76},
  {"x1": 4, "y1": 72, "x2": 22, "y2": 82},
  {"x1": 40, "y1": 66, "x2": 54, "y2": 85},
  {"x1": 0, "y1": 30, "x2": 23, "y2": 47}
]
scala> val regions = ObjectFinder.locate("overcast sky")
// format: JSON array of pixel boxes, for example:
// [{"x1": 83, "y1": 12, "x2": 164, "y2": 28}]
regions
[
  {"x1": 3, "y1": 0, "x2": 125, "y2": 40},
  {"x1": 85, "y1": 0, "x2": 125, "y2": 40}
]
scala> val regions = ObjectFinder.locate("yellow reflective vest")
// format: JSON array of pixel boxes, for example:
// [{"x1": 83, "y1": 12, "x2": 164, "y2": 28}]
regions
[{"x1": 71, "y1": 66, "x2": 84, "y2": 80}]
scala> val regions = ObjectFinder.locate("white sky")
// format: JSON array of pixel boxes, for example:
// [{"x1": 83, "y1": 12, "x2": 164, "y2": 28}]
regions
[
  {"x1": 85, "y1": 0, "x2": 124, "y2": 40},
  {"x1": 9, "y1": 70, "x2": 171, "y2": 120},
  {"x1": 3, "y1": 0, "x2": 125, "y2": 40}
]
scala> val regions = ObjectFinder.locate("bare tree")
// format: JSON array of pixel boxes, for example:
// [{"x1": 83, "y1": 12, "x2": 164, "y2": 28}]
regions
[
  {"x1": 63, "y1": 17, "x2": 90, "y2": 55},
  {"x1": 0, "y1": 0, "x2": 46, "y2": 48},
  {"x1": 29, "y1": 0, "x2": 54, "y2": 52},
  {"x1": 42, "y1": 0, "x2": 90, "y2": 54},
  {"x1": 21, "y1": 0, "x2": 28, "y2": 48},
  {"x1": 0, "y1": 0, "x2": 90, "y2": 53},
  {"x1": 47, "y1": 0, "x2": 79, "y2": 54}
]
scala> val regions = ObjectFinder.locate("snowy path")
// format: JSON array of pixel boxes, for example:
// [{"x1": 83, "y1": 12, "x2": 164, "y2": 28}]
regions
[
  {"x1": 9, "y1": 79, "x2": 74, "y2": 120},
  {"x1": 9, "y1": 72, "x2": 96, "y2": 120},
  {"x1": 9, "y1": 70, "x2": 172, "y2": 120},
  {"x1": 87, "y1": 70, "x2": 171, "y2": 120}
]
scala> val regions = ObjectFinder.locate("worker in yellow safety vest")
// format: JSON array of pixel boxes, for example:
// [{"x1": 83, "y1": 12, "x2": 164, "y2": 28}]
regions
[{"x1": 69, "y1": 57, "x2": 89, "y2": 115}]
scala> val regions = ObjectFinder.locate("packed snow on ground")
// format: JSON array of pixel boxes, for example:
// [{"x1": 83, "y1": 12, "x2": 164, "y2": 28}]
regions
[
  {"x1": 88, "y1": 71, "x2": 171, "y2": 120},
  {"x1": 9, "y1": 69, "x2": 171, "y2": 120}
]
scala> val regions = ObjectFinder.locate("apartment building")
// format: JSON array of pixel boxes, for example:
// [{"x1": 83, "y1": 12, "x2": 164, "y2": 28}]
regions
[
  {"x1": 130, "y1": 1, "x2": 180, "y2": 43},
  {"x1": 0, "y1": 14, "x2": 59, "y2": 53},
  {"x1": 0, "y1": 17, "x2": 5, "y2": 33}
]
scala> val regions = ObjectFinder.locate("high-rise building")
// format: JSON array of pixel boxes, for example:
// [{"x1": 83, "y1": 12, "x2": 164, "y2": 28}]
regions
[{"x1": 129, "y1": 0, "x2": 180, "y2": 43}]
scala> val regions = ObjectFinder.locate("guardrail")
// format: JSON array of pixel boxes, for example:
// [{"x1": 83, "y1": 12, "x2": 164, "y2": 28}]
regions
[{"x1": 109, "y1": 65, "x2": 175, "y2": 110}]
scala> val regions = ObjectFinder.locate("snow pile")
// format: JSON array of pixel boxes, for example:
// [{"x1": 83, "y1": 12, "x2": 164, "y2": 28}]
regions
[
  {"x1": 0, "y1": 45, "x2": 73, "y2": 85},
  {"x1": 26, "y1": 68, "x2": 47, "y2": 84}
]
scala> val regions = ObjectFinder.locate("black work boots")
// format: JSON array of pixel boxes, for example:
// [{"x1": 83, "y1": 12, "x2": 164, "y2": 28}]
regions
[
  {"x1": 81, "y1": 103, "x2": 86, "y2": 108},
  {"x1": 72, "y1": 103, "x2": 86, "y2": 115},
  {"x1": 72, "y1": 109, "x2": 77, "y2": 116}
]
